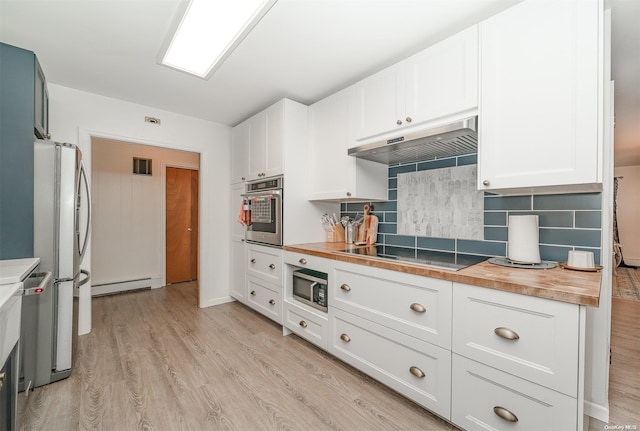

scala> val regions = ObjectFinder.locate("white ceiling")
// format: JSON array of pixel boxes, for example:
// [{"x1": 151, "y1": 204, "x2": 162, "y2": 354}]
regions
[{"x1": 0, "y1": 0, "x2": 638, "y2": 166}]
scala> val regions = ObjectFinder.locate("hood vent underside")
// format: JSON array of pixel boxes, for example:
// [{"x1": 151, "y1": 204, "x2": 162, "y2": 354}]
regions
[{"x1": 348, "y1": 116, "x2": 478, "y2": 165}]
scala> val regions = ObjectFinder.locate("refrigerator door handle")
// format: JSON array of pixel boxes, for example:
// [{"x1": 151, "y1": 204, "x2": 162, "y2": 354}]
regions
[
  {"x1": 76, "y1": 269, "x2": 90, "y2": 288},
  {"x1": 77, "y1": 160, "x2": 91, "y2": 263}
]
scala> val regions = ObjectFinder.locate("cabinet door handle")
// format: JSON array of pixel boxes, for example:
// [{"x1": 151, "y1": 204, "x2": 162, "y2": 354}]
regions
[
  {"x1": 409, "y1": 366, "x2": 425, "y2": 378},
  {"x1": 269, "y1": 299, "x2": 276, "y2": 305},
  {"x1": 299, "y1": 320, "x2": 307, "y2": 328},
  {"x1": 250, "y1": 290, "x2": 257, "y2": 296},
  {"x1": 241, "y1": 176, "x2": 246, "y2": 181},
  {"x1": 340, "y1": 284, "x2": 351, "y2": 292},
  {"x1": 340, "y1": 333, "x2": 351, "y2": 343},
  {"x1": 405, "y1": 116, "x2": 412, "y2": 123},
  {"x1": 346, "y1": 192, "x2": 352, "y2": 197},
  {"x1": 494, "y1": 327, "x2": 520, "y2": 340},
  {"x1": 268, "y1": 264, "x2": 276, "y2": 270},
  {"x1": 493, "y1": 406, "x2": 519, "y2": 423},
  {"x1": 409, "y1": 303, "x2": 426, "y2": 313},
  {"x1": 396, "y1": 119, "x2": 403, "y2": 125},
  {"x1": 482, "y1": 179, "x2": 490, "y2": 186},
  {"x1": 250, "y1": 258, "x2": 256, "y2": 264},
  {"x1": 298, "y1": 258, "x2": 307, "y2": 265}
]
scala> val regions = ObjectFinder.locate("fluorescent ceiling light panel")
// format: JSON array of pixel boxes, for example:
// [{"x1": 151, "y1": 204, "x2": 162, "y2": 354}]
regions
[{"x1": 162, "y1": 0, "x2": 277, "y2": 78}]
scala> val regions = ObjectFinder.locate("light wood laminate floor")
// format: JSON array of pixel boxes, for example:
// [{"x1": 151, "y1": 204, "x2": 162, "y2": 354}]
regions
[
  {"x1": 18, "y1": 283, "x2": 640, "y2": 430},
  {"x1": 18, "y1": 282, "x2": 454, "y2": 430}
]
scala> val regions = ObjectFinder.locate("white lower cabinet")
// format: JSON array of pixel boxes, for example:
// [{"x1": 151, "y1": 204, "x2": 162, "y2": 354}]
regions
[
  {"x1": 283, "y1": 300, "x2": 328, "y2": 350},
  {"x1": 451, "y1": 354, "x2": 577, "y2": 431},
  {"x1": 330, "y1": 308, "x2": 451, "y2": 419},
  {"x1": 247, "y1": 276, "x2": 282, "y2": 324},
  {"x1": 333, "y1": 262, "x2": 452, "y2": 349}
]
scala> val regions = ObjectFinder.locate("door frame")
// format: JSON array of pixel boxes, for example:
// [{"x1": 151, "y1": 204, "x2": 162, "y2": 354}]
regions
[{"x1": 161, "y1": 161, "x2": 200, "y2": 289}]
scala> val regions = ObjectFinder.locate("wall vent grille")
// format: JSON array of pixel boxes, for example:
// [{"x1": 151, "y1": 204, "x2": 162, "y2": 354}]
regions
[{"x1": 133, "y1": 157, "x2": 152, "y2": 175}]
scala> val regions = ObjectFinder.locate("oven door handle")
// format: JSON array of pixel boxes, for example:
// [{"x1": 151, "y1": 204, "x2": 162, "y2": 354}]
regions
[{"x1": 241, "y1": 190, "x2": 282, "y2": 198}]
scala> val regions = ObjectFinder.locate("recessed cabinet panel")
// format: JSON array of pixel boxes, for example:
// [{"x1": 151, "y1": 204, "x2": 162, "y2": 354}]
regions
[
  {"x1": 333, "y1": 263, "x2": 452, "y2": 349},
  {"x1": 478, "y1": 0, "x2": 600, "y2": 191},
  {"x1": 284, "y1": 300, "x2": 327, "y2": 350},
  {"x1": 330, "y1": 308, "x2": 451, "y2": 419},
  {"x1": 452, "y1": 282, "x2": 580, "y2": 396},
  {"x1": 247, "y1": 276, "x2": 281, "y2": 324},
  {"x1": 247, "y1": 243, "x2": 282, "y2": 284},
  {"x1": 231, "y1": 121, "x2": 250, "y2": 183},
  {"x1": 248, "y1": 113, "x2": 267, "y2": 180},
  {"x1": 452, "y1": 354, "x2": 577, "y2": 431}
]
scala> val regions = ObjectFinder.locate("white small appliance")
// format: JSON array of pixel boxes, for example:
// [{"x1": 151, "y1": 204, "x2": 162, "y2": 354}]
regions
[{"x1": 507, "y1": 215, "x2": 541, "y2": 264}]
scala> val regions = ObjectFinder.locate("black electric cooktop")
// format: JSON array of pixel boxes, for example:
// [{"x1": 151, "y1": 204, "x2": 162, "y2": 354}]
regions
[{"x1": 334, "y1": 245, "x2": 487, "y2": 271}]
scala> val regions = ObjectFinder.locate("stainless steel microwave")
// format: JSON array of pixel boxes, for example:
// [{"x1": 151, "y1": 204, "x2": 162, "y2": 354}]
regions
[{"x1": 292, "y1": 268, "x2": 328, "y2": 312}]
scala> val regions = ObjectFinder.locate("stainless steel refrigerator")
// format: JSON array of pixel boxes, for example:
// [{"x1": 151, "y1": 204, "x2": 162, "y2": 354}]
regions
[{"x1": 28, "y1": 139, "x2": 90, "y2": 387}]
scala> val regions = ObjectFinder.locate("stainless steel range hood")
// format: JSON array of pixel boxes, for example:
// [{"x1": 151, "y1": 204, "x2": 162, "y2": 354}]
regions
[{"x1": 348, "y1": 116, "x2": 477, "y2": 165}]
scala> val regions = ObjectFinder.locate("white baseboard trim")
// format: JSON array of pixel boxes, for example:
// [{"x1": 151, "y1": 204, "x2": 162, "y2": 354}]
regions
[
  {"x1": 92, "y1": 277, "x2": 162, "y2": 296},
  {"x1": 624, "y1": 257, "x2": 640, "y2": 267},
  {"x1": 584, "y1": 400, "x2": 609, "y2": 423},
  {"x1": 201, "y1": 296, "x2": 235, "y2": 308}
]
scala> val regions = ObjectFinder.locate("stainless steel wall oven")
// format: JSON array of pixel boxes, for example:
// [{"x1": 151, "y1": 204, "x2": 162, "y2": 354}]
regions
[{"x1": 243, "y1": 176, "x2": 283, "y2": 247}]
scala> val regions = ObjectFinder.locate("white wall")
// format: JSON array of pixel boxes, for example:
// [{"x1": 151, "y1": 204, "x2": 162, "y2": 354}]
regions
[
  {"x1": 614, "y1": 165, "x2": 640, "y2": 266},
  {"x1": 91, "y1": 138, "x2": 200, "y2": 290},
  {"x1": 49, "y1": 84, "x2": 232, "y2": 335}
]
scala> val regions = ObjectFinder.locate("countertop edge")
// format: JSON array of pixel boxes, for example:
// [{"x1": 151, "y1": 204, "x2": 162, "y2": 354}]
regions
[{"x1": 283, "y1": 244, "x2": 601, "y2": 307}]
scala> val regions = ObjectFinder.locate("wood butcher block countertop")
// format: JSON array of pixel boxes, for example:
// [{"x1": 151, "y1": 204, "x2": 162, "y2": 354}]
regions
[{"x1": 283, "y1": 243, "x2": 602, "y2": 307}]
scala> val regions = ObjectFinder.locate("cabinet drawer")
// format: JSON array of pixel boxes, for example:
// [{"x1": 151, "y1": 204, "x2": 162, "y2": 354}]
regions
[
  {"x1": 330, "y1": 308, "x2": 451, "y2": 419},
  {"x1": 247, "y1": 244, "x2": 282, "y2": 284},
  {"x1": 451, "y1": 354, "x2": 577, "y2": 431},
  {"x1": 247, "y1": 276, "x2": 282, "y2": 324},
  {"x1": 283, "y1": 300, "x2": 327, "y2": 350},
  {"x1": 452, "y1": 283, "x2": 580, "y2": 396},
  {"x1": 283, "y1": 251, "x2": 330, "y2": 273},
  {"x1": 333, "y1": 263, "x2": 452, "y2": 349}
]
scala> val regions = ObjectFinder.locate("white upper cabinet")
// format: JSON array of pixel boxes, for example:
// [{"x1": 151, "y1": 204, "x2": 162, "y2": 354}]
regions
[
  {"x1": 233, "y1": 101, "x2": 286, "y2": 182},
  {"x1": 230, "y1": 120, "x2": 249, "y2": 184},
  {"x1": 308, "y1": 87, "x2": 387, "y2": 201},
  {"x1": 478, "y1": 0, "x2": 602, "y2": 192},
  {"x1": 352, "y1": 25, "x2": 478, "y2": 144}
]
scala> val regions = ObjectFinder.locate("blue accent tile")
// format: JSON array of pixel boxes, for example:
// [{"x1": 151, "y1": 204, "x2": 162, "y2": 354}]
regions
[
  {"x1": 508, "y1": 211, "x2": 574, "y2": 228},
  {"x1": 388, "y1": 189, "x2": 397, "y2": 201},
  {"x1": 376, "y1": 233, "x2": 385, "y2": 244},
  {"x1": 340, "y1": 202, "x2": 347, "y2": 212},
  {"x1": 539, "y1": 228, "x2": 601, "y2": 248},
  {"x1": 533, "y1": 193, "x2": 601, "y2": 210},
  {"x1": 457, "y1": 240, "x2": 506, "y2": 256},
  {"x1": 346, "y1": 202, "x2": 372, "y2": 212},
  {"x1": 374, "y1": 201, "x2": 397, "y2": 212},
  {"x1": 389, "y1": 164, "x2": 417, "y2": 178},
  {"x1": 377, "y1": 223, "x2": 397, "y2": 234},
  {"x1": 539, "y1": 245, "x2": 573, "y2": 262},
  {"x1": 457, "y1": 154, "x2": 478, "y2": 166},
  {"x1": 384, "y1": 234, "x2": 416, "y2": 248},
  {"x1": 575, "y1": 211, "x2": 602, "y2": 229},
  {"x1": 417, "y1": 158, "x2": 456, "y2": 172},
  {"x1": 484, "y1": 212, "x2": 507, "y2": 226},
  {"x1": 385, "y1": 212, "x2": 397, "y2": 223},
  {"x1": 388, "y1": 178, "x2": 397, "y2": 189},
  {"x1": 417, "y1": 237, "x2": 455, "y2": 252},
  {"x1": 484, "y1": 227, "x2": 508, "y2": 241},
  {"x1": 484, "y1": 196, "x2": 532, "y2": 211},
  {"x1": 575, "y1": 248, "x2": 601, "y2": 265}
]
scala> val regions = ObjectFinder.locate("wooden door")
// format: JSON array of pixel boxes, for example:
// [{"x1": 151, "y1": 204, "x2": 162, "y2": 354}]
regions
[{"x1": 166, "y1": 167, "x2": 198, "y2": 284}]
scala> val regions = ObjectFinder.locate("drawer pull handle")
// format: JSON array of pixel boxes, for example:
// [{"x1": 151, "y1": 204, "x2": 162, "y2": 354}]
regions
[
  {"x1": 494, "y1": 327, "x2": 520, "y2": 341},
  {"x1": 493, "y1": 406, "x2": 518, "y2": 423},
  {"x1": 299, "y1": 320, "x2": 307, "y2": 328},
  {"x1": 409, "y1": 303, "x2": 426, "y2": 313},
  {"x1": 250, "y1": 290, "x2": 256, "y2": 296},
  {"x1": 340, "y1": 333, "x2": 351, "y2": 343},
  {"x1": 409, "y1": 366, "x2": 425, "y2": 378},
  {"x1": 340, "y1": 284, "x2": 351, "y2": 292},
  {"x1": 269, "y1": 264, "x2": 276, "y2": 270},
  {"x1": 250, "y1": 258, "x2": 256, "y2": 264},
  {"x1": 298, "y1": 258, "x2": 307, "y2": 265},
  {"x1": 269, "y1": 299, "x2": 276, "y2": 306}
]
